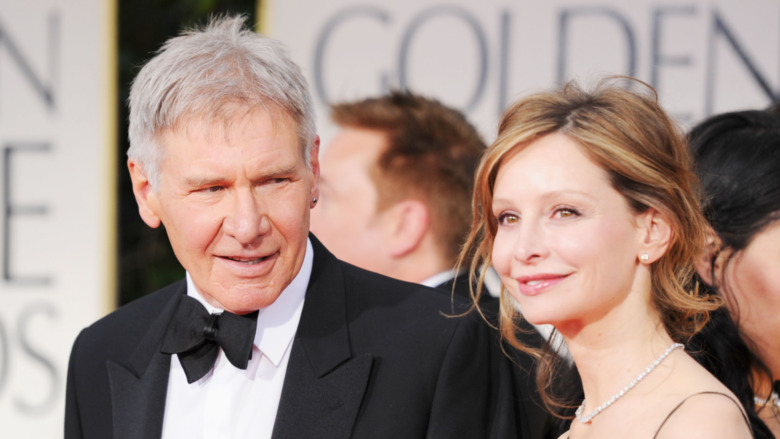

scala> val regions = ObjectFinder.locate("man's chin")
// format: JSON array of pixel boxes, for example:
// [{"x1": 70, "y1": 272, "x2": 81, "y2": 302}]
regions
[{"x1": 202, "y1": 283, "x2": 285, "y2": 314}]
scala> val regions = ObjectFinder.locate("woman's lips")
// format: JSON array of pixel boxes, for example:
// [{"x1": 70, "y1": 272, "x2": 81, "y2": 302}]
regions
[{"x1": 515, "y1": 273, "x2": 568, "y2": 296}]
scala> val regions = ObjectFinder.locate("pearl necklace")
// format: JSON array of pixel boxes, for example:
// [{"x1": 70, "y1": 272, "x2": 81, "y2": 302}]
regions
[
  {"x1": 575, "y1": 342, "x2": 684, "y2": 424},
  {"x1": 754, "y1": 391, "x2": 780, "y2": 410}
]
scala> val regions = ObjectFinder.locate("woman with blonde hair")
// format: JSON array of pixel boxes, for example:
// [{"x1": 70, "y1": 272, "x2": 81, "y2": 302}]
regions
[{"x1": 461, "y1": 78, "x2": 752, "y2": 438}]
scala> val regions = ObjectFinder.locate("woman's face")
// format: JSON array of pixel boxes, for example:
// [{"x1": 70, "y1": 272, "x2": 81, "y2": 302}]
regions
[
  {"x1": 717, "y1": 220, "x2": 780, "y2": 368},
  {"x1": 491, "y1": 133, "x2": 649, "y2": 330}
]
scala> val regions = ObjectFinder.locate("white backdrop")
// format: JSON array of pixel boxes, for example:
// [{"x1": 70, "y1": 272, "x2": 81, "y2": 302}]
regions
[
  {"x1": 0, "y1": 0, "x2": 777, "y2": 437},
  {"x1": 0, "y1": 1, "x2": 115, "y2": 437},
  {"x1": 266, "y1": 0, "x2": 779, "y2": 146}
]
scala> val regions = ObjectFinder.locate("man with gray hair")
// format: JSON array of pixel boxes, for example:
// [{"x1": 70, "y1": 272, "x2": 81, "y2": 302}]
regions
[{"x1": 64, "y1": 15, "x2": 510, "y2": 439}]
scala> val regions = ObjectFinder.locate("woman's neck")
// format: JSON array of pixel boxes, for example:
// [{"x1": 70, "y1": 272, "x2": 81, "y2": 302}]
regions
[{"x1": 560, "y1": 305, "x2": 673, "y2": 409}]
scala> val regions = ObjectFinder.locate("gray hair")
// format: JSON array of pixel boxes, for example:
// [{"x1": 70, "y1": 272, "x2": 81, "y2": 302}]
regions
[{"x1": 127, "y1": 15, "x2": 316, "y2": 188}]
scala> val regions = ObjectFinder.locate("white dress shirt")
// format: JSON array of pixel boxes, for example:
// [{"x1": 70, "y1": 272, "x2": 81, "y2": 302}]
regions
[
  {"x1": 161, "y1": 239, "x2": 313, "y2": 439},
  {"x1": 420, "y1": 269, "x2": 460, "y2": 288}
]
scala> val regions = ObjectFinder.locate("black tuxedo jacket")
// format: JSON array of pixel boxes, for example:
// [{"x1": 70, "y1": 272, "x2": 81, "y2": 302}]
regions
[
  {"x1": 438, "y1": 273, "x2": 556, "y2": 439},
  {"x1": 65, "y1": 238, "x2": 520, "y2": 438}
]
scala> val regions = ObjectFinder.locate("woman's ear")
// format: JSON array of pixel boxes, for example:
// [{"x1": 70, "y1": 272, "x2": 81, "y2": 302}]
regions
[
  {"x1": 636, "y1": 208, "x2": 672, "y2": 264},
  {"x1": 695, "y1": 228, "x2": 722, "y2": 286}
]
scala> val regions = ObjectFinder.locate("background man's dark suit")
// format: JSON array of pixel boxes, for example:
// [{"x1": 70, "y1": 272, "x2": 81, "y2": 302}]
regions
[
  {"x1": 65, "y1": 238, "x2": 504, "y2": 439},
  {"x1": 439, "y1": 273, "x2": 556, "y2": 439}
]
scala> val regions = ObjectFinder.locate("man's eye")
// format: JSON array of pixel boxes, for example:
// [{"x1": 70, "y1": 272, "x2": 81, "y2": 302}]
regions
[{"x1": 192, "y1": 186, "x2": 224, "y2": 194}]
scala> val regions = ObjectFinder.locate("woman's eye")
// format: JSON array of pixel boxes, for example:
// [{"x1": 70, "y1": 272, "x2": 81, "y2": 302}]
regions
[
  {"x1": 497, "y1": 212, "x2": 519, "y2": 225},
  {"x1": 554, "y1": 207, "x2": 579, "y2": 218}
]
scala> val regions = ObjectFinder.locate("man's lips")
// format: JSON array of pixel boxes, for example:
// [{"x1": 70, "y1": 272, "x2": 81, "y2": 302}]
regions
[
  {"x1": 515, "y1": 273, "x2": 568, "y2": 295},
  {"x1": 218, "y1": 252, "x2": 278, "y2": 265},
  {"x1": 221, "y1": 255, "x2": 271, "y2": 264}
]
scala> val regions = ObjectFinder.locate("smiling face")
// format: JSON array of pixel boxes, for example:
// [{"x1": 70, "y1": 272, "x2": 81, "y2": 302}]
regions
[
  {"x1": 490, "y1": 133, "x2": 649, "y2": 329},
  {"x1": 129, "y1": 108, "x2": 319, "y2": 314}
]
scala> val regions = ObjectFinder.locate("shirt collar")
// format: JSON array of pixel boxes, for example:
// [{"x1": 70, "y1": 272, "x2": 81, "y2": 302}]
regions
[
  {"x1": 420, "y1": 269, "x2": 461, "y2": 288},
  {"x1": 185, "y1": 238, "x2": 313, "y2": 366}
]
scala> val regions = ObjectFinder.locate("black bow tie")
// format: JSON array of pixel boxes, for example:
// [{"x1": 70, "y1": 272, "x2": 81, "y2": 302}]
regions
[{"x1": 161, "y1": 295, "x2": 259, "y2": 383}]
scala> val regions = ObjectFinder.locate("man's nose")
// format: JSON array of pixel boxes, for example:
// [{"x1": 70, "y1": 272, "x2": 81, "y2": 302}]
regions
[{"x1": 224, "y1": 189, "x2": 270, "y2": 244}]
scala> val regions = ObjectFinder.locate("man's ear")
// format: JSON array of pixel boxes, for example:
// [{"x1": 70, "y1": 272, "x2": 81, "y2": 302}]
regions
[
  {"x1": 309, "y1": 136, "x2": 320, "y2": 208},
  {"x1": 636, "y1": 208, "x2": 672, "y2": 264},
  {"x1": 695, "y1": 228, "x2": 722, "y2": 286},
  {"x1": 386, "y1": 200, "x2": 430, "y2": 258},
  {"x1": 127, "y1": 159, "x2": 162, "y2": 229}
]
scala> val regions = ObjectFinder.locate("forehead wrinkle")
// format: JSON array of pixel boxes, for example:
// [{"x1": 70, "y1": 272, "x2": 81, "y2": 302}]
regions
[{"x1": 164, "y1": 103, "x2": 295, "y2": 147}]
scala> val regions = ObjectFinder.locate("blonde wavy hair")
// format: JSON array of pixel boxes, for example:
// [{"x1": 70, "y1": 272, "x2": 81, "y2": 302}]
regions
[{"x1": 458, "y1": 78, "x2": 719, "y2": 413}]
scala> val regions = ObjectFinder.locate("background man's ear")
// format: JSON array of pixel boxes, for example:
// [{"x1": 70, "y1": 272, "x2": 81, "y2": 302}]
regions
[
  {"x1": 695, "y1": 229, "x2": 722, "y2": 286},
  {"x1": 386, "y1": 200, "x2": 430, "y2": 258},
  {"x1": 636, "y1": 208, "x2": 672, "y2": 264},
  {"x1": 127, "y1": 159, "x2": 162, "y2": 229}
]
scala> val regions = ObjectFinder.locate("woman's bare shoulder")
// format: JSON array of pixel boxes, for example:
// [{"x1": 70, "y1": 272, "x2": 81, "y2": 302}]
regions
[{"x1": 654, "y1": 391, "x2": 752, "y2": 439}]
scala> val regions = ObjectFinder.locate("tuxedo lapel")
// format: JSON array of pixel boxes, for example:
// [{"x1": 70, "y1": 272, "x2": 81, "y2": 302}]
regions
[
  {"x1": 272, "y1": 237, "x2": 373, "y2": 439},
  {"x1": 108, "y1": 283, "x2": 184, "y2": 439},
  {"x1": 272, "y1": 348, "x2": 372, "y2": 439},
  {"x1": 107, "y1": 354, "x2": 170, "y2": 439}
]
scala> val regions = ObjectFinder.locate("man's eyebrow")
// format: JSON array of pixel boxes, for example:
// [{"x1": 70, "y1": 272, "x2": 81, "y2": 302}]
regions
[
  {"x1": 258, "y1": 165, "x2": 297, "y2": 179},
  {"x1": 183, "y1": 166, "x2": 301, "y2": 187},
  {"x1": 184, "y1": 176, "x2": 226, "y2": 187}
]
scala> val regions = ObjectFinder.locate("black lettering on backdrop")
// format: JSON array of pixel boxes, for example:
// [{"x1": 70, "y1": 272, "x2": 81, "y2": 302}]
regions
[
  {"x1": 313, "y1": 3, "x2": 778, "y2": 127},
  {"x1": 651, "y1": 6, "x2": 696, "y2": 122},
  {"x1": 556, "y1": 7, "x2": 637, "y2": 84},
  {"x1": 314, "y1": 5, "x2": 488, "y2": 113},
  {"x1": 313, "y1": 6, "x2": 391, "y2": 104},
  {"x1": 0, "y1": 12, "x2": 59, "y2": 113},
  {"x1": 2, "y1": 143, "x2": 52, "y2": 285},
  {"x1": 398, "y1": 5, "x2": 488, "y2": 112},
  {"x1": 650, "y1": 6, "x2": 695, "y2": 91},
  {"x1": 14, "y1": 304, "x2": 59, "y2": 415},
  {"x1": 705, "y1": 10, "x2": 779, "y2": 115},
  {"x1": 497, "y1": 10, "x2": 511, "y2": 116}
]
